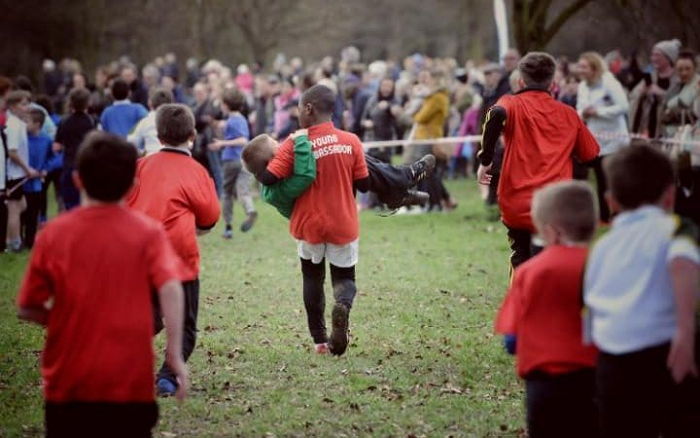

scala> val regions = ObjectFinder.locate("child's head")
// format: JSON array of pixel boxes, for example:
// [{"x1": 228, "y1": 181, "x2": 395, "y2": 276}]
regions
[
  {"x1": 299, "y1": 84, "x2": 335, "y2": 128},
  {"x1": 27, "y1": 108, "x2": 45, "y2": 134},
  {"x1": 532, "y1": 180, "x2": 598, "y2": 245},
  {"x1": 76, "y1": 131, "x2": 137, "y2": 203},
  {"x1": 111, "y1": 78, "x2": 130, "y2": 101},
  {"x1": 148, "y1": 87, "x2": 174, "y2": 111},
  {"x1": 156, "y1": 103, "x2": 196, "y2": 147},
  {"x1": 242, "y1": 134, "x2": 278, "y2": 178},
  {"x1": 222, "y1": 88, "x2": 245, "y2": 113},
  {"x1": 604, "y1": 145, "x2": 675, "y2": 213},
  {"x1": 68, "y1": 87, "x2": 90, "y2": 113},
  {"x1": 518, "y1": 52, "x2": 557, "y2": 90},
  {"x1": 5, "y1": 90, "x2": 31, "y2": 118}
]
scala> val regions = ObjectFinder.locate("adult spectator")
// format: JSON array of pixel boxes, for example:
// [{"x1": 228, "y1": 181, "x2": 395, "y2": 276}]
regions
[
  {"x1": 661, "y1": 50, "x2": 699, "y2": 137},
  {"x1": 191, "y1": 82, "x2": 223, "y2": 194},
  {"x1": 100, "y1": 79, "x2": 148, "y2": 138},
  {"x1": 629, "y1": 39, "x2": 681, "y2": 138},
  {"x1": 577, "y1": 51, "x2": 630, "y2": 222},
  {"x1": 121, "y1": 64, "x2": 149, "y2": 107},
  {"x1": 361, "y1": 77, "x2": 402, "y2": 162}
]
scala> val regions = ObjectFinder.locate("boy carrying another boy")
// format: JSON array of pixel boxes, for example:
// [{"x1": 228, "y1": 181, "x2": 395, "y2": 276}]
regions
[
  {"x1": 495, "y1": 181, "x2": 599, "y2": 438},
  {"x1": 17, "y1": 132, "x2": 188, "y2": 438},
  {"x1": 127, "y1": 103, "x2": 220, "y2": 396},
  {"x1": 584, "y1": 145, "x2": 700, "y2": 437},
  {"x1": 249, "y1": 85, "x2": 434, "y2": 355}
]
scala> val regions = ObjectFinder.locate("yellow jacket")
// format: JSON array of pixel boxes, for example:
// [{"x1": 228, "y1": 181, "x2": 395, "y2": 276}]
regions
[{"x1": 413, "y1": 88, "x2": 449, "y2": 140}]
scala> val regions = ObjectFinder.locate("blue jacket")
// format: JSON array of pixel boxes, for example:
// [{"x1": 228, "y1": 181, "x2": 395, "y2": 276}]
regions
[
  {"x1": 100, "y1": 101, "x2": 148, "y2": 138},
  {"x1": 24, "y1": 133, "x2": 52, "y2": 192}
]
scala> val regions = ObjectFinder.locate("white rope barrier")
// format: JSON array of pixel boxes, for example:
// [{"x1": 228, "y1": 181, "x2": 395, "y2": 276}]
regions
[{"x1": 363, "y1": 131, "x2": 700, "y2": 150}]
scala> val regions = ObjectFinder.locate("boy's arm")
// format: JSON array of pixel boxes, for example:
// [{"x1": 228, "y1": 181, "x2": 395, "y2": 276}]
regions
[
  {"x1": 262, "y1": 131, "x2": 316, "y2": 218},
  {"x1": 158, "y1": 279, "x2": 188, "y2": 400},
  {"x1": 573, "y1": 119, "x2": 600, "y2": 164},
  {"x1": 17, "y1": 235, "x2": 53, "y2": 326},
  {"x1": 477, "y1": 104, "x2": 507, "y2": 185},
  {"x1": 187, "y1": 170, "x2": 220, "y2": 233},
  {"x1": 668, "y1": 254, "x2": 699, "y2": 383}
]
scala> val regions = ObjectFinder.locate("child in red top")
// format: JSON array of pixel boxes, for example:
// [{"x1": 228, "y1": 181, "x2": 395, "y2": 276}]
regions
[
  {"x1": 126, "y1": 104, "x2": 220, "y2": 396},
  {"x1": 262, "y1": 85, "x2": 370, "y2": 355},
  {"x1": 495, "y1": 180, "x2": 599, "y2": 438},
  {"x1": 478, "y1": 52, "x2": 600, "y2": 271},
  {"x1": 17, "y1": 132, "x2": 188, "y2": 438}
]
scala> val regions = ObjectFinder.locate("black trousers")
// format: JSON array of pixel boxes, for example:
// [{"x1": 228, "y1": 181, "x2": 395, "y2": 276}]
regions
[
  {"x1": 365, "y1": 154, "x2": 414, "y2": 207},
  {"x1": 0, "y1": 196, "x2": 7, "y2": 252},
  {"x1": 421, "y1": 159, "x2": 450, "y2": 209},
  {"x1": 41, "y1": 169, "x2": 63, "y2": 219},
  {"x1": 597, "y1": 342, "x2": 700, "y2": 438},
  {"x1": 591, "y1": 156, "x2": 611, "y2": 223},
  {"x1": 20, "y1": 191, "x2": 42, "y2": 249},
  {"x1": 60, "y1": 167, "x2": 80, "y2": 211},
  {"x1": 152, "y1": 279, "x2": 199, "y2": 384},
  {"x1": 506, "y1": 227, "x2": 543, "y2": 273},
  {"x1": 45, "y1": 401, "x2": 158, "y2": 438},
  {"x1": 525, "y1": 368, "x2": 598, "y2": 438},
  {"x1": 300, "y1": 258, "x2": 356, "y2": 344}
]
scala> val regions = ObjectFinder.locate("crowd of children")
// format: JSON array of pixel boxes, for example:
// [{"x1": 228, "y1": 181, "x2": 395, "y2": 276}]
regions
[{"x1": 2, "y1": 42, "x2": 700, "y2": 436}]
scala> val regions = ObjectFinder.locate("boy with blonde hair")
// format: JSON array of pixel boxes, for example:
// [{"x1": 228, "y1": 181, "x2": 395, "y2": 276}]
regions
[{"x1": 496, "y1": 180, "x2": 599, "y2": 437}]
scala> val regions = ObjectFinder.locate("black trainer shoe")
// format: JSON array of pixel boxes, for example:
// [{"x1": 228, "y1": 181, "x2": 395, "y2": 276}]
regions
[
  {"x1": 328, "y1": 303, "x2": 350, "y2": 356},
  {"x1": 385, "y1": 190, "x2": 429, "y2": 209},
  {"x1": 240, "y1": 212, "x2": 258, "y2": 232},
  {"x1": 409, "y1": 154, "x2": 436, "y2": 184}
]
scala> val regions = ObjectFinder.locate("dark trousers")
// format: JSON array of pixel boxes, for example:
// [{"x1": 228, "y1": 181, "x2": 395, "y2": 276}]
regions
[
  {"x1": 20, "y1": 191, "x2": 42, "y2": 248},
  {"x1": 421, "y1": 159, "x2": 450, "y2": 209},
  {"x1": 60, "y1": 167, "x2": 80, "y2": 211},
  {"x1": 591, "y1": 156, "x2": 611, "y2": 222},
  {"x1": 597, "y1": 342, "x2": 700, "y2": 438},
  {"x1": 0, "y1": 197, "x2": 7, "y2": 252},
  {"x1": 300, "y1": 258, "x2": 356, "y2": 344},
  {"x1": 153, "y1": 279, "x2": 199, "y2": 384},
  {"x1": 41, "y1": 169, "x2": 63, "y2": 219},
  {"x1": 45, "y1": 401, "x2": 158, "y2": 438},
  {"x1": 506, "y1": 227, "x2": 543, "y2": 273},
  {"x1": 675, "y1": 166, "x2": 700, "y2": 228},
  {"x1": 525, "y1": 368, "x2": 598, "y2": 438},
  {"x1": 365, "y1": 154, "x2": 414, "y2": 207}
]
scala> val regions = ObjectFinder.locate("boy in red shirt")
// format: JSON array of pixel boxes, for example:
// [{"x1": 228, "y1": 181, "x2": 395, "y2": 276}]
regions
[
  {"x1": 495, "y1": 180, "x2": 599, "y2": 438},
  {"x1": 478, "y1": 52, "x2": 599, "y2": 271},
  {"x1": 127, "y1": 104, "x2": 220, "y2": 396},
  {"x1": 259, "y1": 85, "x2": 370, "y2": 356},
  {"x1": 17, "y1": 132, "x2": 188, "y2": 438}
]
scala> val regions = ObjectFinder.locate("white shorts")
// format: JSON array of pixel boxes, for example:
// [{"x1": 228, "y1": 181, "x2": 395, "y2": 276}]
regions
[{"x1": 297, "y1": 239, "x2": 359, "y2": 268}]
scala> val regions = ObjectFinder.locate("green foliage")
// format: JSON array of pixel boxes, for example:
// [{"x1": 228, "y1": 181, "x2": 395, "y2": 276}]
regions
[{"x1": 0, "y1": 181, "x2": 526, "y2": 437}]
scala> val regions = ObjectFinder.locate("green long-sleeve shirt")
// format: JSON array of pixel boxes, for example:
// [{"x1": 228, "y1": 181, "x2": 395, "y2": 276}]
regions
[{"x1": 261, "y1": 134, "x2": 316, "y2": 219}]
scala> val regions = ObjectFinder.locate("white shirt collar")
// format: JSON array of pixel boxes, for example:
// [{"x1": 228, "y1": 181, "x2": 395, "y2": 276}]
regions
[{"x1": 113, "y1": 99, "x2": 131, "y2": 105}]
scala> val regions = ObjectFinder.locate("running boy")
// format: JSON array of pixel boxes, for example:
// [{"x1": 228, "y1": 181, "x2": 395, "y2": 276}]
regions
[
  {"x1": 17, "y1": 132, "x2": 187, "y2": 437},
  {"x1": 496, "y1": 180, "x2": 599, "y2": 438},
  {"x1": 478, "y1": 52, "x2": 600, "y2": 271},
  {"x1": 208, "y1": 88, "x2": 257, "y2": 238},
  {"x1": 127, "y1": 103, "x2": 220, "y2": 396},
  {"x1": 584, "y1": 145, "x2": 700, "y2": 437}
]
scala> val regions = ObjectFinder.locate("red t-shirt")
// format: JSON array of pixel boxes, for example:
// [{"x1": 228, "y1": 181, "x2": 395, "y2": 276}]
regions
[
  {"x1": 267, "y1": 122, "x2": 369, "y2": 244},
  {"x1": 127, "y1": 149, "x2": 220, "y2": 280},
  {"x1": 497, "y1": 91, "x2": 599, "y2": 231},
  {"x1": 17, "y1": 205, "x2": 184, "y2": 402},
  {"x1": 495, "y1": 245, "x2": 598, "y2": 377}
]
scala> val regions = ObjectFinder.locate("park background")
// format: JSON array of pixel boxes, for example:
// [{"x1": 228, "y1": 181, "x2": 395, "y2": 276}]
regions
[{"x1": 2, "y1": 0, "x2": 700, "y2": 437}]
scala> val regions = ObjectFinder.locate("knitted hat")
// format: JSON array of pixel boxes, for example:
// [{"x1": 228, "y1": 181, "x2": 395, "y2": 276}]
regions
[{"x1": 653, "y1": 39, "x2": 682, "y2": 64}]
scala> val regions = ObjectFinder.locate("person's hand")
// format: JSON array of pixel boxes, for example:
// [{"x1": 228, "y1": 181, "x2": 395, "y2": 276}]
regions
[
  {"x1": 361, "y1": 120, "x2": 374, "y2": 129},
  {"x1": 583, "y1": 106, "x2": 597, "y2": 118},
  {"x1": 477, "y1": 163, "x2": 493, "y2": 185},
  {"x1": 167, "y1": 356, "x2": 189, "y2": 401},
  {"x1": 27, "y1": 168, "x2": 41, "y2": 179},
  {"x1": 290, "y1": 128, "x2": 308, "y2": 139},
  {"x1": 377, "y1": 100, "x2": 389, "y2": 110},
  {"x1": 52, "y1": 142, "x2": 63, "y2": 153},
  {"x1": 649, "y1": 83, "x2": 666, "y2": 97},
  {"x1": 390, "y1": 105, "x2": 403, "y2": 117},
  {"x1": 208, "y1": 140, "x2": 223, "y2": 151},
  {"x1": 667, "y1": 328, "x2": 698, "y2": 383}
]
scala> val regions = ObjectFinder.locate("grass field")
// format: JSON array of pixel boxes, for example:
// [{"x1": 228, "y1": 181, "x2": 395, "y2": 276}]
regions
[{"x1": 0, "y1": 180, "x2": 525, "y2": 437}]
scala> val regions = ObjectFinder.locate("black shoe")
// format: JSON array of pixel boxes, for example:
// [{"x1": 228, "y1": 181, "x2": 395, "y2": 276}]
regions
[
  {"x1": 328, "y1": 303, "x2": 349, "y2": 356},
  {"x1": 385, "y1": 190, "x2": 429, "y2": 209},
  {"x1": 240, "y1": 212, "x2": 258, "y2": 232},
  {"x1": 409, "y1": 154, "x2": 436, "y2": 184}
]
